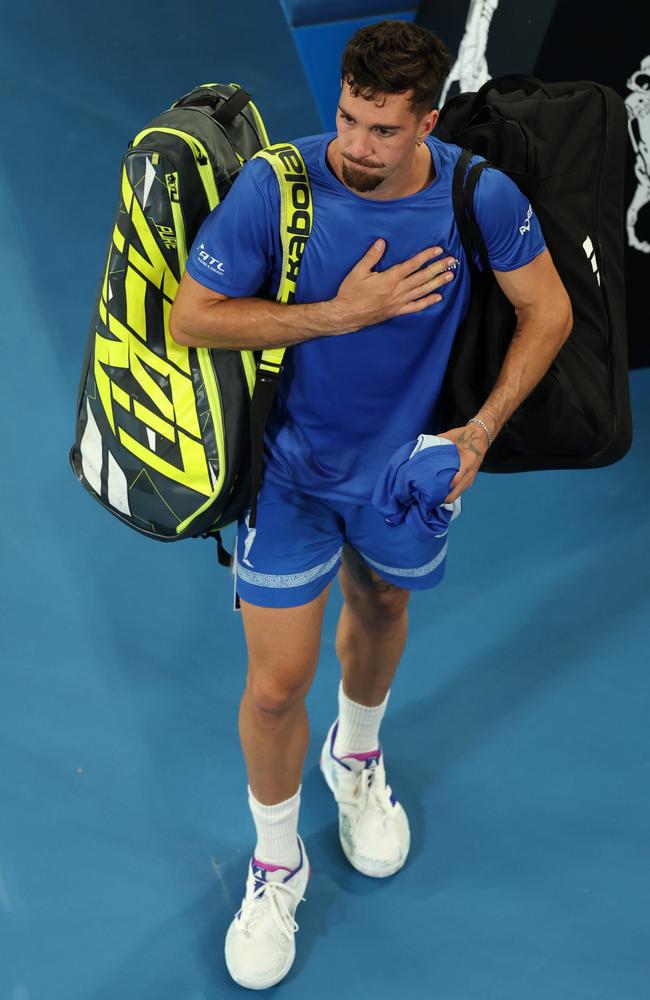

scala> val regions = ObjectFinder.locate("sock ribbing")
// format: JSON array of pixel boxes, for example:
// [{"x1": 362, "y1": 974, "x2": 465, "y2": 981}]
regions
[
  {"x1": 248, "y1": 785, "x2": 302, "y2": 869},
  {"x1": 333, "y1": 682, "x2": 389, "y2": 756}
]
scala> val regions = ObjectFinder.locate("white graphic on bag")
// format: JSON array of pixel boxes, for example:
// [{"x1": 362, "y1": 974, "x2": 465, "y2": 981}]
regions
[
  {"x1": 625, "y1": 55, "x2": 650, "y2": 254},
  {"x1": 197, "y1": 243, "x2": 226, "y2": 274},
  {"x1": 519, "y1": 204, "x2": 533, "y2": 236},
  {"x1": 582, "y1": 236, "x2": 601, "y2": 287},
  {"x1": 440, "y1": 0, "x2": 500, "y2": 106},
  {"x1": 142, "y1": 157, "x2": 156, "y2": 209}
]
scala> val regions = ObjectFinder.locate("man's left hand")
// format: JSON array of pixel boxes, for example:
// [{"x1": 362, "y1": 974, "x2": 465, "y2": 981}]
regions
[{"x1": 439, "y1": 424, "x2": 490, "y2": 502}]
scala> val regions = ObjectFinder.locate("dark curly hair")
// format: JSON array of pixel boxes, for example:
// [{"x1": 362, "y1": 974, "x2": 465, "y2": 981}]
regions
[{"x1": 341, "y1": 20, "x2": 452, "y2": 115}]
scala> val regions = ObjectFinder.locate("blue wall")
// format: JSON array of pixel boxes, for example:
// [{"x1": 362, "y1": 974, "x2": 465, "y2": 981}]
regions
[
  {"x1": 1, "y1": 0, "x2": 321, "y2": 379},
  {"x1": 279, "y1": 1, "x2": 417, "y2": 128},
  {"x1": 280, "y1": 0, "x2": 414, "y2": 25}
]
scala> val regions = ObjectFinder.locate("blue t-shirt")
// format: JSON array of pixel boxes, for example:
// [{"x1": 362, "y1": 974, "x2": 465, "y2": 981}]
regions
[{"x1": 186, "y1": 133, "x2": 546, "y2": 502}]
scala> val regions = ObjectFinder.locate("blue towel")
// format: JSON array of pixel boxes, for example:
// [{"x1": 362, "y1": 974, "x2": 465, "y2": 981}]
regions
[{"x1": 371, "y1": 435, "x2": 462, "y2": 541}]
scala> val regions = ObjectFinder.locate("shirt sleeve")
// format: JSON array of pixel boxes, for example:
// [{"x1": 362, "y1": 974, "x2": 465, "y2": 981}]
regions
[
  {"x1": 472, "y1": 165, "x2": 546, "y2": 271},
  {"x1": 185, "y1": 158, "x2": 278, "y2": 296}
]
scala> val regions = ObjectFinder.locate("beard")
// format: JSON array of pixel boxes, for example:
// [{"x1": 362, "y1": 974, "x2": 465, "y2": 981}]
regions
[{"x1": 341, "y1": 158, "x2": 385, "y2": 193}]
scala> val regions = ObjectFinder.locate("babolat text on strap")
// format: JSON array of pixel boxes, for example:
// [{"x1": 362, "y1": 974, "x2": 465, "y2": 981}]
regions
[{"x1": 247, "y1": 143, "x2": 313, "y2": 529}]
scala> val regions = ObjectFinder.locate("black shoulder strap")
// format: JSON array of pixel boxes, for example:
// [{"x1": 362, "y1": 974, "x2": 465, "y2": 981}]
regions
[
  {"x1": 463, "y1": 161, "x2": 491, "y2": 270},
  {"x1": 451, "y1": 150, "x2": 492, "y2": 271},
  {"x1": 452, "y1": 149, "x2": 475, "y2": 269}
]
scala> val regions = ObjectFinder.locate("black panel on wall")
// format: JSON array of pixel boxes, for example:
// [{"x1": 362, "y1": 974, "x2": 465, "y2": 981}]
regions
[
  {"x1": 417, "y1": 0, "x2": 650, "y2": 369},
  {"x1": 418, "y1": 0, "x2": 559, "y2": 99}
]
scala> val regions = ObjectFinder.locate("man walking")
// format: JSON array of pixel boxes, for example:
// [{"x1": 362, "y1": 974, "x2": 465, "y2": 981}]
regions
[{"x1": 170, "y1": 19, "x2": 571, "y2": 989}]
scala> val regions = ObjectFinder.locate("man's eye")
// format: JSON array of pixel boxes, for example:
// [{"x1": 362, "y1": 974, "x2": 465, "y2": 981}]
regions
[{"x1": 376, "y1": 129, "x2": 393, "y2": 137}]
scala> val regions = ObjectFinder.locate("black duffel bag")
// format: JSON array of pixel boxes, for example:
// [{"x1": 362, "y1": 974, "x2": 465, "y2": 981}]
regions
[{"x1": 437, "y1": 74, "x2": 632, "y2": 471}]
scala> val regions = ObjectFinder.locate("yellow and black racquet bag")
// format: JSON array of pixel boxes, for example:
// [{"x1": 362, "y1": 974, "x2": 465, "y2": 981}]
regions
[{"x1": 70, "y1": 84, "x2": 311, "y2": 548}]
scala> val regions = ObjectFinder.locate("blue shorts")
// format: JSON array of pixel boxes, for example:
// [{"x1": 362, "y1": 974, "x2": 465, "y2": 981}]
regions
[{"x1": 234, "y1": 477, "x2": 458, "y2": 609}]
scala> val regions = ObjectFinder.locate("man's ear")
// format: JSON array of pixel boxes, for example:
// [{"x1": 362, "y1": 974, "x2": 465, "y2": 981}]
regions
[{"x1": 425, "y1": 109, "x2": 440, "y2": 135}]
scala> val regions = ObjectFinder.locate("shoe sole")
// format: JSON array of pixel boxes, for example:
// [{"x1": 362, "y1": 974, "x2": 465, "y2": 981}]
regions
[
  {"x1": 228, "y1": 957, "x2": 296, "y2": 990},
  {"x1": 227, "y1": 950, "x2": 296, "y2": 991},
  {"x1": 319, "y1": 751, "x2": 410, "y2": 878}
]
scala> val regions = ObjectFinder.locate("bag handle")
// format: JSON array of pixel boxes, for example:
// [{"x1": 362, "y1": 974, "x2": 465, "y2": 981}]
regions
[
  {"x1": 174, "y1": 85, "x2": 251, "y2": 128},
  {"x1": 470, "y1": 74, "x2": 551, "y2": 116}
]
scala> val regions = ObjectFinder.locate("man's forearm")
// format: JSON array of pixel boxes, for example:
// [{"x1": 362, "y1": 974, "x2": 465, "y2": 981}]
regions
[
  {"x1": 170, "y1": 295, "x2": 352, "y2": 350},
  {"x1": 474, "y1": 303, "x2": 573, "y2": 440}
]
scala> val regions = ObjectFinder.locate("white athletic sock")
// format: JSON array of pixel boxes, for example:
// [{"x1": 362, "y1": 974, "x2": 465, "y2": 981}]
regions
[
  {"x1": 248, "y1": 785, "x2": 302, "y2": 869},
  {"x1": 333, "y1": 682, "x2": 389, "y2": 756}
]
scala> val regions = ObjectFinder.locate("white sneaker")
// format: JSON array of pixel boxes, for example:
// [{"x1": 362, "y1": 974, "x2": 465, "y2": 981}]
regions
[
  {"x1": 224, "y1": 836, "x2": 309, "y2": 990},
  {"x1": 320, "y1": 720, "x2": 410, "y2": 878}
]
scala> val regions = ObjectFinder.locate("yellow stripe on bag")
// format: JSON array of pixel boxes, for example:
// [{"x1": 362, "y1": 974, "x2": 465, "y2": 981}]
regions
[
  {"x1": 253, "y1": 144, "x2": 313, "y2": 377},
  {"x1": 121, "y1": 168, "x2": 179, "y2": 300},
  {"x1": 133, "y1": 399, "x2": 176, "y2": 442},
  {"x1": 112, "y1": 222, "x2": 125, "y2": 254},
  {"x1": 241, "y1": 351, "x2": 256, "y2": 398},
  {"x1": 111, "y1": 383, "x2": 131, "y2": 412},
  {"x1": 118, "y1": 426, "x2": 211, "y2": 496},
  {"x1": 93, "y1": 162, "x2": 206, "y2": 490}
]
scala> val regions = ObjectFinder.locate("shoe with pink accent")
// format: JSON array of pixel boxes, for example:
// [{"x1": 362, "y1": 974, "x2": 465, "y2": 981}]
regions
[
  {"x1": 320, "y1": 720, "x2": 410, "y2": 878},
  {"x1": 224, "y1": 836, "x2": 309, "y2": 990}
]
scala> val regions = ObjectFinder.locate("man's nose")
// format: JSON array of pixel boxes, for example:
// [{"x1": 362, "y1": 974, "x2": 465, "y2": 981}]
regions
[{"x1": 346, "y1": 131, "x2": 373, "y2": 160}]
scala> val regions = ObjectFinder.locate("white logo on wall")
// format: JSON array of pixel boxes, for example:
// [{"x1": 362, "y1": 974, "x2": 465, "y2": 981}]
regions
[
  {"x1": 198, "y1": 243, "x2": 225, "y2": 274},
  {"x1": 625, "y1": 55, "x2": 650, "y2": 254},
  {"x1": 440, "y1": 0, "x2": 500, "y2": 106}
]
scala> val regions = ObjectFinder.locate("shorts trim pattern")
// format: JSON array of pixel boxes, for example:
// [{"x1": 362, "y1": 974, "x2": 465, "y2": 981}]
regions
[
  {"x1": 358, "y1": 541, "x2": 448, "y2": 579},
  {"x1": 235, "y1": 547, "x2": 343, "y2": 589}
]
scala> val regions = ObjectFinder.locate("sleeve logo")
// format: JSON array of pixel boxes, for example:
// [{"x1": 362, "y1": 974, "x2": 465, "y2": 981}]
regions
[
  {"x1": 519, "y1": 205, "x2": 533, "y2": 236},
  {"x1": 197, "y1": 243, "x2": 225, "y2": 274}
]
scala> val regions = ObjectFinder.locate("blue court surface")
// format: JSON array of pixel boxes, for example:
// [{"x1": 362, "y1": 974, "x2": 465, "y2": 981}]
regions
[{"x1": 2, "y1": 3, "x2": 649, "y2": 998}]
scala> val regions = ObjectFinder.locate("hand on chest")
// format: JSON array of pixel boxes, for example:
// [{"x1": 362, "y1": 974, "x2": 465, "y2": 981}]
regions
[{"x1": 296, "y1": 203, "x2": 462, "y2": 305}]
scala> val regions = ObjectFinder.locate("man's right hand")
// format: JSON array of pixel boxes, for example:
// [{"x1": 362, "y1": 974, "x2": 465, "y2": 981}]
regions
[
  {"x1": 333, "y1": 240, "x2": 457, "y2": 332},
  {"x1": 170, "y1": 241, "x2": 458, "y2": 352}
]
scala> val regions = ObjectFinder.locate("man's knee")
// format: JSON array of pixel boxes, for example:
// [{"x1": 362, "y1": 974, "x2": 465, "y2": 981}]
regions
[
  {"x1": 347, "y1": 587, "x2": 409, "y2": 627},
  {"x1": 340, "y1": 547, "x2": 410, "y2": 625},
  {"x1": 246, "y1": 658, "x2": 316, "y2": 719},
  {"x1": 240, "y1": 590, "x2": 329, "y2": 719}
]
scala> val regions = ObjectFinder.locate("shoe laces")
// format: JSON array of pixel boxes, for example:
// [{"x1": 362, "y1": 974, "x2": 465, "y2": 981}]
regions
[
  {"x1": 340, "y1": 758, "x2": 394, "y2": 816},
  {"x1": 237, "y1": 878, "x2": 304, "y2": 942}
]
